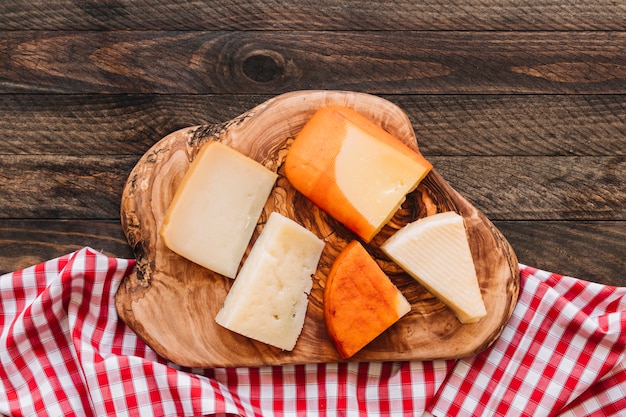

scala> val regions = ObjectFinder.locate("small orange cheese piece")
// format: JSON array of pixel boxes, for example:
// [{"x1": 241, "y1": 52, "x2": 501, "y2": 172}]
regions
[
  {"x1": 285, "y1": 106, "x2": 432, "y2": 242},
  {"x1": 324, "y1": 240, "x2": 411, "y2": 358}
]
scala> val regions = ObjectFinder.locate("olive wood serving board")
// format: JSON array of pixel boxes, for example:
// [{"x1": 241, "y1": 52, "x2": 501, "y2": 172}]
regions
[{"x1": 116, "y1": 90, "x2": 520, "y2": 368}]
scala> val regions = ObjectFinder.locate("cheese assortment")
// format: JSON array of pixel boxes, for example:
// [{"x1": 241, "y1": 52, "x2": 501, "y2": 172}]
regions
[
  {"x1": 159, "y1": 105, "x2": 487, "y2": 357},
  {"x1": 215, "y1": 212, "x2": 325, "y2": 351},
  {"x1": 160, "y1": 141, "x2": 277, "y2": 278},
  {"x1": 324, "y1": 240, "x2": 411, "y2": 358},
  {"x1": 381, "y1": 211, "x2": 487, "y2": 324},
  {"x1": 285, "y1": 106, "x2": 432, "y2": 243}
]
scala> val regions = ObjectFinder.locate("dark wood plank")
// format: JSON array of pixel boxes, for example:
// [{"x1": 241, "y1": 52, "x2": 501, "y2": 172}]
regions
[
  {"x1": 496, "y1": 221, "x2": 626, "y2": 287},
  {"x1": 0, "y1": 94, "x2": 260, "y2": 155},
  {"x1": 402, "y1": 95, "x2": 626, "y2": 157},
  {"x1": 2, "y1": 153, "x2": 623, "y2": 221},
  {"x1": 1, "y1": 0, "x2": 625, "y2": 31},
  {"x1": 1, "y1": 94, "x2": 625, "y2": 156},
  {"x1": 0, "y1": 219, "x2": 133, "y2": 275},
  {"x1": 2, "y1": 31, "x2": 626, "y2": 94},
  {"x1": 432, "y1": 156, "x2": 626, "y2": 220},
  {"x1": 0, "y1": 155, "x2": 138, "y2": 219},
  {"x1": 2, "y1": 219, "x2": 623, "y2": 287}
]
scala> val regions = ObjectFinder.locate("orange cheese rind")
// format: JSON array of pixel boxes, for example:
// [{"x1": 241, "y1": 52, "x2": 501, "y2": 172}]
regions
[{"x1": 324, "y1": 240, "x2": 411, "y2": 358}]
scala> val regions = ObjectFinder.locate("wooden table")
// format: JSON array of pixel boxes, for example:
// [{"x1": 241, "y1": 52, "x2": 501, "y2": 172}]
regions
[{"x1": 1, "y1": 1, "x2": 624, "y2": 286}]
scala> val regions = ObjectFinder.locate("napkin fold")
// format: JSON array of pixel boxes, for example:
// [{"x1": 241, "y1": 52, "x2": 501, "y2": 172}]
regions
[{"x1": 1, "y1": 247, "x2": 624, "y2": 416}]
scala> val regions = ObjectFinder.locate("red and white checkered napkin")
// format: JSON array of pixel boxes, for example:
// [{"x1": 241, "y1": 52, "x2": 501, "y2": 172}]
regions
[{"x1": 1, "y1": 247, "x2": 625, "y2": 416}]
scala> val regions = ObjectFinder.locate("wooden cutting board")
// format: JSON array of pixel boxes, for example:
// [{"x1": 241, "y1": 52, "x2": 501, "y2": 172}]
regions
[{"x1": 115, "y1": 90, "x2": 520, "y2": 368}]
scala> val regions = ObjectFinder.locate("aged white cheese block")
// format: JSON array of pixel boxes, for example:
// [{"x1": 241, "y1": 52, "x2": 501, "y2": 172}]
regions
[
  {"x1": 160, "y1": 141, "x2": 278, "y2": 278},
  {"x1": 215, "y1": 212, "x2": 325, "y2": 351},
  {"x1": 381, "y1": 211, "x2": 487, "y2": 323}
]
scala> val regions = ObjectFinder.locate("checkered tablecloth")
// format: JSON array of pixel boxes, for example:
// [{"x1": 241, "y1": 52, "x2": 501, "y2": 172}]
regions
[{"x1": 1, "y1": 247, "x2": 625, "y2": 416}]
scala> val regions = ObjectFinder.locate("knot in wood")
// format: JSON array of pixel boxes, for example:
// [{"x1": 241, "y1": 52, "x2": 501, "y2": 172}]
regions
[{"x1": 242, "y1": 51, "x2": 284, "y2": 83}]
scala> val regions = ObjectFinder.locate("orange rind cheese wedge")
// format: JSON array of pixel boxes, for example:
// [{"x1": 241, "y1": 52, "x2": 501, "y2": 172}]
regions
[
  {"x1": 285, "y1": 106, "x2": 432, "y2": 243},
  {"x1": 324, "y1": 240, "x2": 411, "y2": 358}
]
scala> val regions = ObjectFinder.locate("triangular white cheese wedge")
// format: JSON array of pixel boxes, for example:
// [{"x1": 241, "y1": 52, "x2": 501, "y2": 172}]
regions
[{"x1": 381, "y1": 211, "x2": 486, "y2": 323}]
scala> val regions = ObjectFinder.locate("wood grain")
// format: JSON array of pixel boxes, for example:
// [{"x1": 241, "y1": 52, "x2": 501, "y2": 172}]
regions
[
  {"x1": 3, "y1": 220, "x2": 623, "y2": 286},
  {"x1": 2, "y1": 154, "x2": 623, "y2": 221},
  {"x1": 1, "y1": 0, "x2": 625, "y2": 31},
  {"x1": 433, "y1": 156, "x2": 626, "y2": 221},
  {"x1": 115, "y1": 91, "x2": 519, "y2": 367},
  {"x1": 0, "y1": 94, "x2": 258, "y2": 155},
  {"x1": 1, "y1": 0, "x2": 624, "y2": 316},
  {"x1": 0, "y1": 155, "x2": 137, "y2": 219},
  {"x1": 0, "y1": 220, "x2": 133, "y2": 275},
  {"x1": 1, "y1": 94, "x2": 625, "y2": 157},
  {"x1": 496, "y1": 221, "x2": 626, "y2": 288},
  {"x1": 2, "y1": 31, "x2": 626, "y2": 94}
]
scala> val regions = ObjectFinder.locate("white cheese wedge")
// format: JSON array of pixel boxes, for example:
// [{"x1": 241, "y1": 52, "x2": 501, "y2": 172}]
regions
[
  {"x1": 215, "y1": 212, "x2": 325, "y2": 351},
  {"x1": 381, "y1": 211, "x2": 487, "y2": 323},
  {"x1": 160, "y1": 141, "x2": 277, "y2": 278}
]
